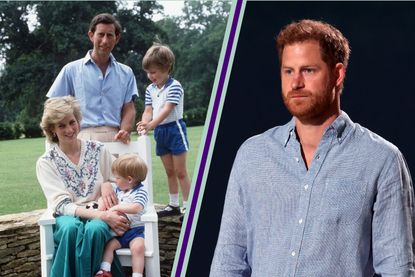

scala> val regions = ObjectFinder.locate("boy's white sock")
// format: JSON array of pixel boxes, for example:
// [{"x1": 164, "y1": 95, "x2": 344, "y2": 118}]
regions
[
  {"x1": 182, "y1": 200, "x2": 188, "y2": 210},
  {"x1": 100, "y1": 261, "x2": 111, "y2": 272},
  {"x1": 169, "y1": 193, "x2": 179, "y2": 207},
  {"x1": 132, "y1": 273, "x2": 143, "y2": 277}
]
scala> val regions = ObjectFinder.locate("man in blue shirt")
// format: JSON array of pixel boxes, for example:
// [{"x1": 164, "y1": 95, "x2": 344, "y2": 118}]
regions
[
  {"x1": 210, "y1": 19, "x2": 414, "y2": 276},
  {"x1": 47, "y1": 13, "x2": 138, "y2": 144}
]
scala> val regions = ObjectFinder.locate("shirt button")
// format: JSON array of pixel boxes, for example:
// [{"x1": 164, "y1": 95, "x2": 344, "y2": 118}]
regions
[
  {"x1": 298, "y1": 218, "x2": 303, "y2": 224},
  {"x1": 291, "y1": 251, "x2": 296, "y2": 256},
  {"x1": 295, "y1": 157, "x2": 299, "y2": 163},
  {"x1": 304, "y1": 185, "x2": 309, "y2": 190}
]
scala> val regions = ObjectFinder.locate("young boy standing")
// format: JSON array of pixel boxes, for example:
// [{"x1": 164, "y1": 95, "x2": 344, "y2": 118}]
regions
[
  {"x1": 137, "y1": 43, "x2": 191, "y2": 217},
  {"x1": 94, "y1": 154, "x2": 148, "y2": 277}
]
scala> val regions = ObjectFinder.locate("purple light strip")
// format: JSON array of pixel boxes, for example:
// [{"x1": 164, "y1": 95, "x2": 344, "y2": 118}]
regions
[{"x1": 175, "y1": 0, "x2": 244, "y2": 276}]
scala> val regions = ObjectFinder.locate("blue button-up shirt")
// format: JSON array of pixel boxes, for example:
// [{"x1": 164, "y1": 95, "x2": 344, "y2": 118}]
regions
[
  {"x1": 211, "y1": 112, "x2": 414, "y2": 277},
  {"x1": 47, "y1": 51, "x2": 138, "y2": 129}
]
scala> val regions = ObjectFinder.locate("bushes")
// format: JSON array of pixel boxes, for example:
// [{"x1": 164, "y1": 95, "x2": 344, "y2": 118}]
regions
[
  {"x1": 1, "y1": 105, "x2": 206, "y2": 140},
  {"x1": 20, "y1": 117, "x2": 43, "y2": 138},
  {"x1": 17, "y1": 110, "x2": 44, "y2": 139},
  {"x1": 184, "y1": 107, "x2": 207, "y2": 126},
  {"x1": 0, "y1": 120, "x2": 43, "y2": 140},
  {"x1": 0, "y1": 122, "x2": 23, "y2": 140}
]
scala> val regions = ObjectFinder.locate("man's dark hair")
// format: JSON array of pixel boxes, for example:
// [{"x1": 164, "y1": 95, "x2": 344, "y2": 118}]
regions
[{"x1": 89, "y1": 13, "x2": 121, "y2": 36}]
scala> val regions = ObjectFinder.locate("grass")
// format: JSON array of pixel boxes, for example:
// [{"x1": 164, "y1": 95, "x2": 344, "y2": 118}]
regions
[{"x1": 0, "y1": 126, "x2": 204, "y2": 216}]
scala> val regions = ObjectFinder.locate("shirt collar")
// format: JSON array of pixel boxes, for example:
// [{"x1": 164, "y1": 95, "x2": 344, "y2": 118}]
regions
[
  {"x1": 283, "y1": 117, "x2": 296, "y2": 147},
  {"x1": 326, "y1": 111, "x2": 353, "y2": 143},
  {"x1": 115, "y1": 182, "x2": 143, "y2": 194},
  {"x1": 283, "y1": 110, "x2": 353, "y2": 147},
  {"x1": 83, "y1": 50, "x2": 116, "y2": 65},
  {"x1": 151, "y1": 77, "x2": 174, "y2": 89}
]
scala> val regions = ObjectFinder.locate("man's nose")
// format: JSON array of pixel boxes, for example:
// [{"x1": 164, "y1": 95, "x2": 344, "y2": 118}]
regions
[
  {"x1": 291, "y1": 73, "x2": 305, "y2": 90},
  {"x1": 102, "y1": 34, "x2": 109, "y2": 43}
]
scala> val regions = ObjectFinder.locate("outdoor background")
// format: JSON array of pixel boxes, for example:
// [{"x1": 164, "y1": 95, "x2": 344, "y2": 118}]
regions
[
  {"x1": 187, "y1": 2, "x2": 415, "y2": 276},
  {"x1": 0, "y1": 0, "x2": 230, "y2": 215}
]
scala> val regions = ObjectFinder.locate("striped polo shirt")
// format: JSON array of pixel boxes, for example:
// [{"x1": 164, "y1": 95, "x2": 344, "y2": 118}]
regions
[{"x1": 145, "y1": 77, "x2": 184, "y2": 125}]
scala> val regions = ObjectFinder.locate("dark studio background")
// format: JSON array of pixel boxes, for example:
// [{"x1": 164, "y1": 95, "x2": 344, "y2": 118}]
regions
[{"x1": 186, "y1": 2, "x2": 415, "y2": 276}]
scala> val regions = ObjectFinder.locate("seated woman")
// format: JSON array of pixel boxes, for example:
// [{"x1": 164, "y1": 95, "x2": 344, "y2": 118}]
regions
[{"x1": 36, "y1": 96, "x2": 128, "y2": 277}]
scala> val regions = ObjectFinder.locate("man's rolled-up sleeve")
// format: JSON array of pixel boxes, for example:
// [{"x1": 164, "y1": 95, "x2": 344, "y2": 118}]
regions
[{"x1": 373, "y1": 151, "x2": 415, "y2": 276}]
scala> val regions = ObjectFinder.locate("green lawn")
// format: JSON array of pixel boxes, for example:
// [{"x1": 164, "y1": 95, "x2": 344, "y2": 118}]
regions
[{"x1": 0, "y1": 126, "x2": 204, "y2": 216}]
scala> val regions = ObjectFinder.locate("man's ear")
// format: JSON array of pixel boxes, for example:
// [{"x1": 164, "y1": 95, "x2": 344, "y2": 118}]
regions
[
  {"x1": 115, "y1": 34, "x2": 121, "y2": 44},
  {"x1": 334, "y1": 63, "x2": 346, "y2": 92},
  {"x1": 333, "y1": 63, "x2": 346, "y2": 94},
  {"x1": 88, "y1": 31, "x2": 94, "y2": 43}
]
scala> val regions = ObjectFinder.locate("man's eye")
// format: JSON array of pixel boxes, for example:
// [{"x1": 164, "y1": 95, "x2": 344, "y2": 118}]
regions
[
  {"x1": 283, "y1": 69, "x2": 293, "y2": 75},
  {"x1": 303, "y1": 68, "x2": 315, "y2": 74}
]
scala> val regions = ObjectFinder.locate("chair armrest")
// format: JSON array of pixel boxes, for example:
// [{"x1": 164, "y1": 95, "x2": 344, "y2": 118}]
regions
[
  {"x1": 142, "y1": 205, "x2": 158, "y2": 223},
  {"x1": 38, "y1": 209, "x2": 56, "y2": 226}
]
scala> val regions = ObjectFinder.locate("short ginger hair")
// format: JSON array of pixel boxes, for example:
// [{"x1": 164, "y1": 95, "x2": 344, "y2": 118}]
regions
[{"x1": 276, "y1": 19, "x2": 351, "y2": 70}]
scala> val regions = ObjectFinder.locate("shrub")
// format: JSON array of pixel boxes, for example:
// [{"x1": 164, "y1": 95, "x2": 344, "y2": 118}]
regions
[
  {"x1": 0, "y1": 122, "x2": 16, "y2": 140},
  {"x1": 0, "y1": 122, "x2": 24, "y2": 140},
  {"x1": 22, "y1": 118, "x2": 43, "y2": 138},
  {"x1": 184, "y1": 107, "x2": 207, "y2": 126},
  {"x1": 13, "y1": 122, "x2": 24, "y2": 139}
]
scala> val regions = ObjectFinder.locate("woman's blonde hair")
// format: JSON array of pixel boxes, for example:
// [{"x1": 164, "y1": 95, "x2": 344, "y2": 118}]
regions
[
  {"x1": 112, "y1": 153, "x2": 148, "y2": 184},
  {"x1": 40, "y1": 96, "x2": 82, "y2": 143}
]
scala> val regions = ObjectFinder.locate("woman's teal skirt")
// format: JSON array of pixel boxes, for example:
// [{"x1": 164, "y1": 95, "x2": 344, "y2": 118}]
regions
[{"x1": 50, "y1": 216, "x2": 125, "y2": 277}]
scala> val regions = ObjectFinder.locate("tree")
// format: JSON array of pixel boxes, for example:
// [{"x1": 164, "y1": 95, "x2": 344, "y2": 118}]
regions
[
  {"x1": 115, "y1": 1, "x2": 167, "y2": 114},
  {"x1": 0, "y1": 1, "x2": 33, "y2": 122},
  {"x1": 0, "y1": 1, "x2": 33, "y2": 65},
  {"x1": 0, "y1": 1, "x2": 121, "y2": 135},
  {"x1": 158, "y1": 1, "x2": 230, "y2": 125}
]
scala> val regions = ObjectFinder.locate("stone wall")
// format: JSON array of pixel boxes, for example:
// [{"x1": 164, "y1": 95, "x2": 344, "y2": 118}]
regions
[
  {"x1": 0, "y1": 210, "x2": 42, "y2": 277},
  {"x1": 156, "y1": 204, "x2": 182, "y2": 277},
  {"x1": 0, "y1": 205, "x2": 182, "y2": 277},
  {"x1": 155, "y1": 204, "x2": 182, "y2": 277}
]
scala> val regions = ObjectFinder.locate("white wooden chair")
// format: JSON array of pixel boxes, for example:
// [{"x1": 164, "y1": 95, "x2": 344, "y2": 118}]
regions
[{"x1": 38, "y1": 135, "x2": 160, "y2": 277}]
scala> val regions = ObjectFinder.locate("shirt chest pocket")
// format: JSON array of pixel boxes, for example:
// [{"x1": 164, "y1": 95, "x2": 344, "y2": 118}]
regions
[{"x1": 318, "y1": 179, "x2": 368, "y2": 225}]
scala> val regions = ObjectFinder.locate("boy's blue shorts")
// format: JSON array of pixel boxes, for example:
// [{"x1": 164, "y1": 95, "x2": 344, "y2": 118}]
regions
[
  {"x1": 154, "y1": 119, "x2": 189, "y2": 156},
  {"x1": 116, "y1": 226, "x2": 145, "y2": 248}
]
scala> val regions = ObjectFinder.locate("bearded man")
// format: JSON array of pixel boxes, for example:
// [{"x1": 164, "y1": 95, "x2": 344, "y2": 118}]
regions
[{"x1": 210, "y1": 19, "x2": 414, "y2": 277}]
